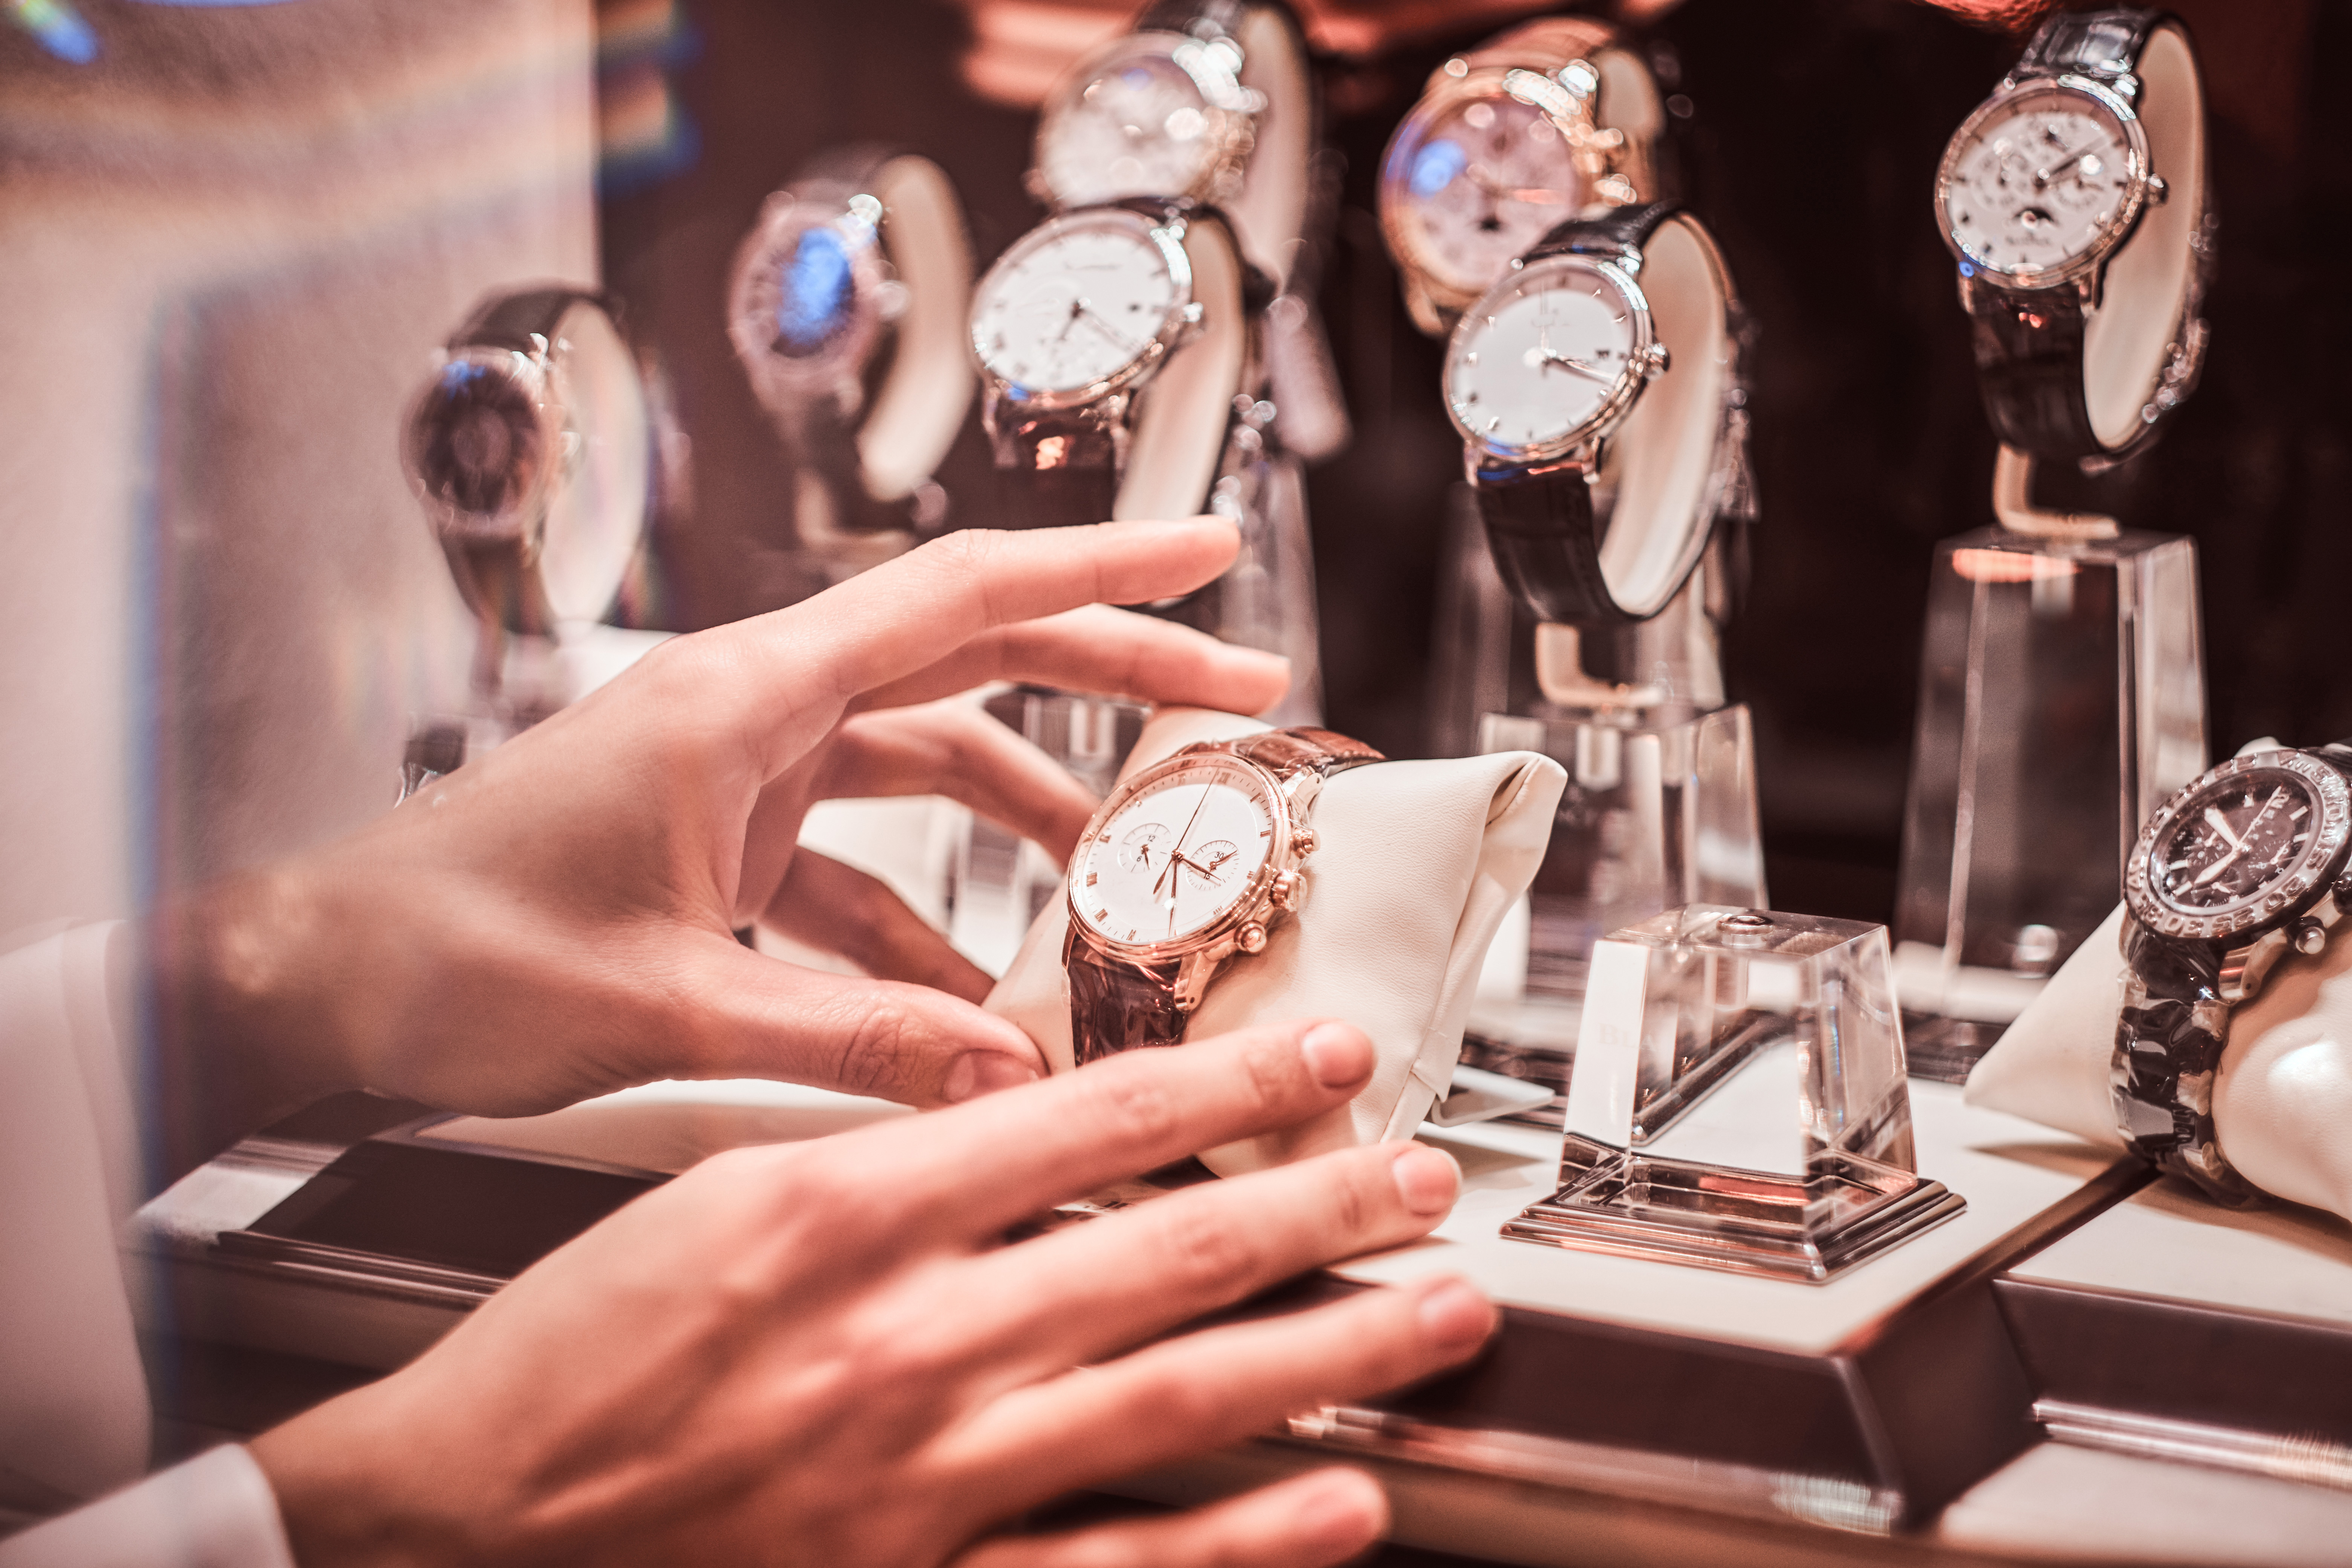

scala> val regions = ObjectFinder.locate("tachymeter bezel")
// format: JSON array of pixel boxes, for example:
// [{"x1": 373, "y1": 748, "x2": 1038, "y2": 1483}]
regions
[
  {"x1": 1442, "y1": 252, "x2": 1654, "y2": 466},
  {"x1": 1032, "y1": 30, "x2": 1253, "y2": 208},
  {"x1": 727, "y1": 193, "x2": 887, "y2": 403},
  {"x1": 2125, "y1": 750, "x2": 2352, "y2": 943},
  {"x1": 968, "y1": 207, "x2": 1195, "y2": 414},
  {"x1": 1378, "y1": 66, "x2": 1596, "y2": 309},
  {"x1": 1067, "y1": 750, "x2": 1289, "y2": 962},
  {"x1": 1932, "y1": 73, "x2": 2152, "y2": 289}
]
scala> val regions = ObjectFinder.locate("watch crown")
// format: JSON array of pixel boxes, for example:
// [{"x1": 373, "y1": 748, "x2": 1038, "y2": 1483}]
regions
[
  {"x1": 2146, "y1": 173, "x2": 2170, "y2": 206},
  {"x1": 1292, "y1": 828, "x2": 1318, "y2": 857},
  {"x1": 1269, "y1": 871, "x2": 1302, "y2": 911},
  {"x1": 1237, "y1": 922, "x2": 1269, "y2": 954},
  {"x1": 1646, "y1": 344, "x2": 1672, "y2": 377}
]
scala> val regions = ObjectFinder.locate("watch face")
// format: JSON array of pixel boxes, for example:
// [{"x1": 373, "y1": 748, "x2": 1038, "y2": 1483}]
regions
[
  {"x1": 2126, "y1": 752, "x2": 2352, "y2": 942},
  {"x1": 1937, "y1": 81, "x2": 2144, "y2": 281},
  {"x1": 1034, "y1": 34, "x2": 1243, "y2": 207},
  {"x1": 970, "y1": 208, "x2": 1189, "y2": 406},
  {"x1": 1444, "y1": 254, "x2": 1650, "y2": 461},
  {"x1": 1070, "y1": 753, "x2": 1280, "y2": 952},
  {"x1": 729, "y1": 196, "x2": 885, "y2": 397},
  {"x1": 403, "y1": 349, "x2": 553, "y2": 539},
  {"x1": 1382, "y1": 86, "x2": 1584, "y2": 303}
]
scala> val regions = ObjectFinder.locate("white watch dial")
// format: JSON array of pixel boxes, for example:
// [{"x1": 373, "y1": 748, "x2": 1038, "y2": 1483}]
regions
[
  {"x1": 1037, "y1": 44, "x2": 1227, "y2": 207},
  {"x1": 1072, "y1": 757, "x2": 1276, "y2": 948},
  {"x1": 1445, "y1": 256, "x2": 1642, "y2": 455},
  {"x1": 1943, "y1": 86, "x2": 2136, "y2": 278},
  {"x1": 1389, "y1": 92, "x2": 1582, "y2": 299},
  {"x1": 972, "y1": 212, "x2": 1181, "y2": 396}
]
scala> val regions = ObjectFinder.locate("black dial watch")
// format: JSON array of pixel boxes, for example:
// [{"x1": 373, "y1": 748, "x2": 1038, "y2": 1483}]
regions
[
  {"x1": 2115, "y1": 744, "x2": 2352, "y2": 1203},
  {"x1": 1934, "y1": 8, "x2": 2212, "y2": 467}
]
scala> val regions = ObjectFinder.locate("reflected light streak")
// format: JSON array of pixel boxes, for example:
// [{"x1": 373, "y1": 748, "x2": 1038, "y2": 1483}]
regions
[{"x1": 7, "y1": 0, "x2": 97, "y2": 63}]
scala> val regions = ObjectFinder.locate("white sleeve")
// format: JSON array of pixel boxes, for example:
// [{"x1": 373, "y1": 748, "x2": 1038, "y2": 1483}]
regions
[
  {"x1": 0, "y1": 1447, "x2": 296, "y2": 1568},
  {"x1": 0, "y1": 923, "x2": 297, "y2": 1565}
]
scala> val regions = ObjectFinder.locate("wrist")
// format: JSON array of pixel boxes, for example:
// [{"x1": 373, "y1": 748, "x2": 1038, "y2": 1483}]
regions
[{"x1": 145, "y1": 861, "x2": 358, "y2": 1180}]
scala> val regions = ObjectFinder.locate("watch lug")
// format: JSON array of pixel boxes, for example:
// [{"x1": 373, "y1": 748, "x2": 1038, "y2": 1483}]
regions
[
  {"x1": 2076, "y1": 272, "x2": 2103, "y2": 314},
  {"x1": 1173, "y1": 948, "x2": 1222, "y2": 1012},
  {"x1": 2219, "y1": 928, "x2": 2290, "y2": 1004}
]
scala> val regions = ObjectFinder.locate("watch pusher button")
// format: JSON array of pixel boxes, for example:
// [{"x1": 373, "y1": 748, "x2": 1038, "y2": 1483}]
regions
[
  {"x1": 1268, "y1": 871, "x2": 1303, "y2": 911},
  {"x1": 1237, "y1": 922, "x2": 1269, "y2": 954},
  {"x1": 2295, "y1": 919, "x2": 2329, "y2": 956}
]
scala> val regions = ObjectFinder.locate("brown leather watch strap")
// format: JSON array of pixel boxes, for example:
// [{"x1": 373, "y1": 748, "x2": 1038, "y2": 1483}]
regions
[
  {"x1": 1224, "y1": 727, "x2": 1384, "y2": 778},
  {"x1": 1064, "y1": 928, "x2": 1185, "y2": 1066}
]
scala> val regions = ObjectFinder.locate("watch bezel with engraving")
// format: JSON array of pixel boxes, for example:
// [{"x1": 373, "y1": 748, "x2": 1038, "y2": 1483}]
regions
[
  {"x1": 1062, "y1": 727, "x2": 1381, "y2": 1064},
  {"x1": 2115, "y1": 745, "x2": 2352, "y2": 1203}
]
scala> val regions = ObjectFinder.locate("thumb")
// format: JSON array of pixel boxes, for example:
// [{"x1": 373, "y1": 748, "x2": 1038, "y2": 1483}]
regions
[{"x1": 690, "y1": 939, "x2": 1047, "y2": 1107}]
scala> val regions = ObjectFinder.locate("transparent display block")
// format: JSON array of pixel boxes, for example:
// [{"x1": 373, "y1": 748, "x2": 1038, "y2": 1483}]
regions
[
  {"x1": 1893, "y1": 525, "x2": 2205, "y2": 1080},
  {"x1": 1504, "y1": 906, "x2": 1966, "y2": 1283}
]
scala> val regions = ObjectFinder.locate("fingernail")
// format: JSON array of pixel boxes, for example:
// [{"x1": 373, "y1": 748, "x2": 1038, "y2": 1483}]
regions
[
  {"x1": 1292, "y1": 1470, "x2": 1386, "y2": 1551},
  {"x1": 1390, "y1": 1144, "x2": 1461, "y2": 1217},
  {"x1": 1416, "y1": 1278, "x2": 1496, "y2": 1353},
  {"x1": 945, "y1": 1052, "x2": 1041, "y2": 1103},
  {"x1": 1300, "y1": 1023, "x2": 1372, "y2": 1089}
]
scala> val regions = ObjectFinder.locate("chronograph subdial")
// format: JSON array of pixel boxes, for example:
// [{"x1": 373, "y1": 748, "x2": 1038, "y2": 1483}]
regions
[
  {"x1": 1119, "y1": 821, "x2": 1170, "y2": 873},
  {"x1": 1181, "y1": 840, "x2": 1241, "y2": 890}
]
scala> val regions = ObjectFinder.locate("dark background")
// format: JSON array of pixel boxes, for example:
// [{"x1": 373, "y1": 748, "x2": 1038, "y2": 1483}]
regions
[{"x1": 601, "y1": 0, "x2": 2350, "y2": 926}]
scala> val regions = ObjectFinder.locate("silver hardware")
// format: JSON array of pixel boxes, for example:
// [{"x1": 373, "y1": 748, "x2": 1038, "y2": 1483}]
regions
[
  {"x1": 2147, "y1": 172, "x2": 2169, "y2": 205},
  {"x1": 1717, "y1": 910, "x2": 1773, "y2": 946}
]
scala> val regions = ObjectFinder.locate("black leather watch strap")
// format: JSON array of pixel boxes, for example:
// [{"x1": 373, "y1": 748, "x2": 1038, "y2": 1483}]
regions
[
  {"x1": 993, "y1": 413, "x2": 1122, "y2": 530},
  {"x1": 457, "y1": 287, "x2": 611, "y2": 356},
  {"x1": 1524, "y1": 198, "x2": 1678, "y2": 264},
  {"x1": 1134, "y1": 0, "x2": 1254, "y2": 39},
  {"x1": 2015, "y1": 7, "x2": 2163, "y2": 80}
]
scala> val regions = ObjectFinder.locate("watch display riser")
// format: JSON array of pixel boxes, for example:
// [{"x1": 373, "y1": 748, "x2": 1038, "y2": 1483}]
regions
[{"x1": 1893, "y1": 526, "x2": 2205, "y2": 1061}]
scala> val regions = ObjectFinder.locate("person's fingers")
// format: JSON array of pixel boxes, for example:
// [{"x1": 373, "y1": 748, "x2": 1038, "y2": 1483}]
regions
[
  {"x1": 941, "y1": 1140, "x2": 1463, "y2": 1382},
  {"x1": 938, "y1": 1274, "x2": 1497, "y2": 1499},
  {"x1": 813, "y1": 704, "x2": 1101, "y2": 862},
  {"x1": 952, "y1": 1470, "x2": 1387, "y2": 1568},
  {"x1": 676, "y1": 934, "x2": 1043, "y2": 1107},
  {"x1": 851, "y1": 604, "x2": 1291, "y2": 719},
  {"x1": 807, "y1": 1018, "x2": 1380, "y2": 1246},
  {"x1": 760, "y1": 851, "x2": 995, "y2": 1003},
  {"x1": 716, "y1": 522, "x2": 1243, "y2": 776}
]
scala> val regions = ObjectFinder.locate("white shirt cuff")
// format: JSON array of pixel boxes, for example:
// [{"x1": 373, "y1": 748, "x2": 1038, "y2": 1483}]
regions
[{"x1": 0, "y1": 1446, "x2": 295, "y2": 1568}]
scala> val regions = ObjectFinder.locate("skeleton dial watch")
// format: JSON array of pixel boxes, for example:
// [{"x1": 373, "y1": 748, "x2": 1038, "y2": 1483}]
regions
[
  {"x1": 1064, "y1": 727, "x2": 1382, "y2": 1065},
  {"x1": 1933, "y1": 7, "x2": 2211, "y2": 466},
  {"x1": 2115, "y1": 745, "x2": 2352, "y2": 1204},
  {"x1": 1379, "y1": 16, "x2": 1666, "y2": 338}
]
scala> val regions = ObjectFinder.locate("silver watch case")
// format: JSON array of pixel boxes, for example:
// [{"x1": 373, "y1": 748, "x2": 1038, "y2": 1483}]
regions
[
  {"x1": 968, "y1": 207, "x2": 1202, "y2": 416},
  {"x1": 1444, "y1": 250, "x2": 1663, "y2": 473},
  {"x1": 2124, "y1": 749, "x2": 2352, "y2": 1002},
  {"x1": 727, "y1": 188, "x2": 900, "y2": 420},
  {"x1": 1932, "y1": 72, "x2": 2157, "y2": 294}
]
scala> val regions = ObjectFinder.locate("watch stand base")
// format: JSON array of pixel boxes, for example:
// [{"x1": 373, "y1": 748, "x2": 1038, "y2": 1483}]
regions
[
  {"x1": 1900, "y1": 1013, "x2": 2009, "y2": 1085},
  {"x1": 1504, "y1": 1137, "x2": 1968, "y2": 1283}
]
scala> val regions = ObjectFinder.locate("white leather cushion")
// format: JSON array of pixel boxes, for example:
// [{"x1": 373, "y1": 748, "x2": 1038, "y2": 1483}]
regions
[{"x1": 985, "y1": 707, "x2": 1565, "y2": 1176}]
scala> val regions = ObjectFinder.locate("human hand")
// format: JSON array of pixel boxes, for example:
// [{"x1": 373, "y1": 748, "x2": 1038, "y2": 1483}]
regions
[
  {"x1": 149, "y1": 522, "x2": 1288, "y2": 1169},
  {"x1": 251, "y1": 1019, "x2": 1497, "y2": 1568}
]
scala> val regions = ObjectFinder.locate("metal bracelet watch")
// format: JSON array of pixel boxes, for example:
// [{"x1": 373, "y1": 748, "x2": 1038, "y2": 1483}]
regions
[
  {"x1": 1449, "y1": 200, "x2": 1749, "y2": 627},
  {"x1": 401, "y1": 286, "x2": 655, "y2": 646},
  {"x1": 1063, "y1": 727, "x2": 1383, "y2": 1065},
  {"x1": 1379, "y1": 14, "x2": 1669, "y2": 338},
  {"x1": 727, "y1": 148, "x2": 975, "y2": 552},
  {"x1": 1934, "y1": 8, "x2": 2212, "y2": 468},
  {"x1": 2114, "y1": 743, "x2": 2352, "y2": 1204},
  {"x1": 970, "y1": 199, "x2": 1260, "y2": 532}
]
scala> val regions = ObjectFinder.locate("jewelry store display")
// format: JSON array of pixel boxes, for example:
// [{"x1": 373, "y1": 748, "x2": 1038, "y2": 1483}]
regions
[
  {"x1": 1062, "y1": 725, "x2": 1381, "y2": 1063},
  {"x1": 1895, "y1": 8, "x2": 2212, "y2": 1080},
  {"x1": 1379, "y1": 15, "x2": 1666, "y2": 338},
  {"x1": 400, "y1": 285, "x2": 664, "y2": 743},
  {"x1": 727, "y1": 149, "x2": 975, "y2": 573}
]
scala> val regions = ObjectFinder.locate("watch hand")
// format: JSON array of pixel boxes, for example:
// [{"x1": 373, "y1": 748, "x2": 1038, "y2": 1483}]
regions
[
  {"x1": 1073, "y1": 308, "x2": 1139, "y2": 355},
  {"x1": 1169, "y1": 782, "x2": 1212, "y2": 862},
  {"x1": 2192, "y1": 842, "x2": 2246, "y2": 888},
  {"x1": 2202, "y1": 807, "x2": 2245, "y2": 853}
]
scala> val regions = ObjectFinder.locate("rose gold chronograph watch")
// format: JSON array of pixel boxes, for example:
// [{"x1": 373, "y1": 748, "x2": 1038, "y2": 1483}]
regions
[{"x1": 1063, "y1": 727, "x2": 1382, "y2": 1065}]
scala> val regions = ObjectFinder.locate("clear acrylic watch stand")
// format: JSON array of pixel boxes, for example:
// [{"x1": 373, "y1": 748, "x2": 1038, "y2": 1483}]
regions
[
  {"x1": 1893, "y1": 448, "x2": 2206, "y2": 1081},
  {"x1": 1504, "y1": 905, "x2": 1965, "y2": 1283},
  {"x1": 1435, "y1": 489, "x2": 1767, "y2": 1121}
]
